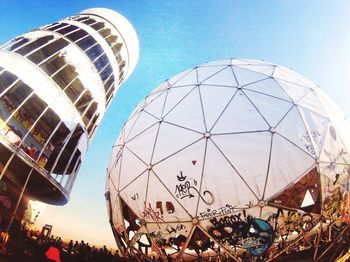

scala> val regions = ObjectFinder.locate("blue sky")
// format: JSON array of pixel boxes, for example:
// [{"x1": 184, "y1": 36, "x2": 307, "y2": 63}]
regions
[{"x1": 1, "y1": 0, "x2": 350, "y2": 247}]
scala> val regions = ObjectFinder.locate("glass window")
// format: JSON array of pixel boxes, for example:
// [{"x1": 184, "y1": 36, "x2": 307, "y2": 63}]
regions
[
  {"x1": 45, "y1": 23, "x2": 68, "y2": 31},
  {"x1": 75, "y1": 90, "x2": 93, "y2": 116},
  {"x1": 66, "y1": 150, "x2": 81, "y2": 174},
  {"x1": 18, "y1": 94, "x2": 48, "y2": 150},
  {"x1": 56, "y1": 24, "x2": 79, "y2": 35},
  {"x1": 99, "y1": 28, "x2": 111, "y2": 38},
  {"x1": 112, "y1": 42, "x2": 123, "y2": 54},
  {"x1": 104, "y1": 75, "x2": 114, "y2": 90},
  {"x1": 106, "y1": 35, "x2": 118, "y2": 46},
  {"x1": 15, "y1": 35, "x2": 54, "y2": 56},
  {"x1": 52, "y1": 64, "x2": 78, "y2": 90},
  {"x1": 82, "y1": 19, "x2": 96, "y2": 25},
  {"x1": 106, "y1": 84, "x2": 115, "y2": 100},
  {"x1": 93, "y1": 54, "x2": 109, "y2": 72},
  {"x1": 39, "y1": 54, "x2": 66, "y2": 76},
  {"x1": 106, "y1": 93, "x2": 114, "y2": 106},
  {"x1": 88, "y1": 113, "x2": 99, "y2": 133},
  {"x1": 86, "y1": 44, "x2": 104, "y2": 61},
  {"x1": 4, "y1": 81, "x2": 33, "y2": 109},
  {"x1": 76, "y1": 35, "x2": 96, "y2": 50},
  {"x1": 65, "y1": 29, "x2": 88, "y2": 42},
  {"x1": 6, "y1": 38, "x2": 30, "y2": 51},
  {"x1": 30, "y1": 107, "x2": 61, "y2": 158},
  {"x1": 52, "y1": 125, "x2": 84, "y2": 174},
  {"x1": 0, "y1": 71, "x2": 18, "y2": 93},
  {"x1": 100, "y1": 64, "x2": 113, "y2": 83},
  {"x1": 27, "y1": 38, "x2": 69, "y2": 65},
  {"x1": 91, "y1": 22, "x2": 105, "y2": 31},
  {"x1": 74, "y1": 17, "x2": 89, "y2": 22},
  {"x1": 64, "y1": 79, "x2": 84, "y2": 103},
  {"x1": 83, "y1": 102, "x2": 97, "y2": 126},
  {"x1": 43, "y1": 122, "x2": 71, "y2": 172}
]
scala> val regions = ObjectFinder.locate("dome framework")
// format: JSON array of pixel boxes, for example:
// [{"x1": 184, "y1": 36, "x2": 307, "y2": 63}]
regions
[{"x1": 107, "y1": 59, "x2": 350, "y2": 261}]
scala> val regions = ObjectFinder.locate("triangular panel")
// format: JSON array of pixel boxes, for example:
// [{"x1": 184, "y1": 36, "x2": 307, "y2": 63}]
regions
[
  {"x1": 120, "y1": 172, "x2": 149, "y2": 218},
  {"x1": 264, "y1": 135, "x2": 316, "y2": 200},
  {"x1": 276, "y1": 106, "x2": 316, "y2": 158},
  {"x1": 200, "y1": 66, "x2": 237, "y2": 87},
  {"x1": 152, "y1": 122, "x2": 203, "y2": 164},
  {"x1": 235, "y1": 64, "x2": 275, "y2": 76},
  {"x1": 119, "y1": 146, "x2": 148, "y2": 190},
  {"x1": 198, "y1": 140, "x2": 259, "y2": 215},
  {"x1": 297, "y1": 90, "x2": 327, "y2": 116},
  {"x1": 269, "y1": 167, "x2": 321, "y2": 213},
  {"x1": 299, "y1": 108, "x2": 329, "y2": 158},
  {"x1": 320, "y1": 125, "x2": 350, "y2": 164},
  {"x1": 244, "y1": 90, "x2": 293, "y2": 127},
  {"x1": 126, "y1": 111, "x2": 159, "y2": 141},
  {"x1": 162, "y1": 85, "x2": 196, "y2": 117},
  {"x1": 211, "y1": 132, "x2": 271, "y2": 200},
  {"x1": 211, "y1": 90, "x2": 269, "y2": 134},
  {"x1": 144, "y1": 171, "x2": 191, "y2": 222},
  {"x1": 171, "y1": 69, "x2": 198, "y2": 87},
  {"x1": 274, "y1": 79, "x2": 310, "y2": 102},
  {"x1": 163, "y1": 86, "x2": 206, "y2": 133},
  {"x1": 153, "y1": 139, "x2": 206, "y2": 216},
  {"x1": 197, "y1": 65, "x2": 227, "y2": 83},
  {"x1": 168, "y1": 68, "x2": 194, "y2": 86},
  {"x1": 200, "y1": 85, "x2": 237, "y2": 131},
  {"x1": 243, "y1": 78, "x2": 292, "y2": 101},
  {"x1": 143, "y1": 91, "x2": 167, "y2": 119},
  {"x1": 232, "y1": 66, "x2": 268, "y2": 86},
  {"x1": 126, "y1": 124, "x2": 160, "y2": 165}
]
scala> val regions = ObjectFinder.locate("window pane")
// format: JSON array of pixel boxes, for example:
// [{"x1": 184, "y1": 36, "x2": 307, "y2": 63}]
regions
[
  {"x1": 75, "y1": 90, "x2": 93, "y2": 115},
  {"x1": 5, "y1": 81, "x2": 33, "y2": 108},
  {"x1": 93, "y1": 54, "x2": 109, "y2": 72},
  {"x1": 56, "y1": 24, "x2": 79, "y2": 35},
  {"x1": 76, "y1": 36, "x2": 96, "y2": 50},
  {"x1": 52, "y1": 125, "x2": 84, "y2": 174},
  {"x1": 39, "y1": 54, "x2": 66, "y2": 76},
  {"x1": 46, "y1": 23, "x2": 68, "y2": 31},
  {"x1": 52, "y1": 64, "x2": 78, "y2": 90},
  {"x1": 64, "y1": 79, "x2": 84, "y2": 103},
  {"x1": 100, "y1": 64, "x2": 113, "y2": 83},
  {"x1": 91, "y1": 22, "x2": 105, "y2": 31},
  {"x1": 5, "y1": 38, "x2": 30, "y2": 51},
  {"x1": 99, "y1": 28, "x2": 111, "y2": 38},
  {"x1": 86, "y1": 44, "x2": 104, "y2": 61},
  {"x1": 83, "y1": 102, "x2": 97, "y2": 125},
  {"x1": 27, "y1": 38, "x2": 69, "y2": 65},
  {"x1": 0, "y1": 71, "x2": 18, "y2": 93},
  {"x1": 15, "y1": 35, "x2": 54, "y2": 56},
  {"x1": 82, "y1": 19, "x2": 96, "y2": 25},
  {"x1": 65, "y1": 29, "x2": 88, "y2": 42}
]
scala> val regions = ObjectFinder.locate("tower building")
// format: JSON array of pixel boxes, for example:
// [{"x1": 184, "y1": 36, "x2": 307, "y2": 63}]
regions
[{"x1": 0, "y1": 8, "x2": 138, "y2": 232}]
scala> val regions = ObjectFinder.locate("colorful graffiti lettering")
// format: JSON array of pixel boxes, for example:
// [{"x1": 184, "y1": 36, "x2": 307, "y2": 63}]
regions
[{"x1": 207, "y1": 214, "x2": 274, "y2": 257}]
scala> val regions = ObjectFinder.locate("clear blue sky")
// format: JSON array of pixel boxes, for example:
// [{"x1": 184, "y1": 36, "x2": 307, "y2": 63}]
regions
[{"x1": 0, "y1": 0, "x2": 350, "y2": 247}]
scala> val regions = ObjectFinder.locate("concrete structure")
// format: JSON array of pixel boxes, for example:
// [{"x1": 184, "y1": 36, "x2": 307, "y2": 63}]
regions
[{"x1": 0, "y1": 6, "x2": 138, "y2": 225}]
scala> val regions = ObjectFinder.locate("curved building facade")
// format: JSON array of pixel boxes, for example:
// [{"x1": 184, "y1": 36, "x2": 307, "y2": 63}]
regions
[{"x1": 0, "y1": 8, "x2": 138, "y2": 209}]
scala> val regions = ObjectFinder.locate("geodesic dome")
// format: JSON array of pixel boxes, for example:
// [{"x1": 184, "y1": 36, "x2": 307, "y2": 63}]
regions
[{"x1": 106, "y1": 59, "x2": 350, "y2": 261}]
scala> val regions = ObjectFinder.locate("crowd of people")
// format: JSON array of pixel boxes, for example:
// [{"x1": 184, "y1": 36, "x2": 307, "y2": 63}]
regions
[{"x1": 0, "y1": 226, "x2": 130, "y2": 262}]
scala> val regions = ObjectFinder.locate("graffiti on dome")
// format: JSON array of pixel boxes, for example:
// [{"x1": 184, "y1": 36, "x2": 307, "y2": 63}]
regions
[
  {"x1": 199, "y1": 204, "x2": 237, "y2": 218},
  {"x1": 207, "y1": 214, "x2": 275, "y2": 256},
  {"x1": 174, "y1": 171, "x2": 214, "y2": 205}
]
